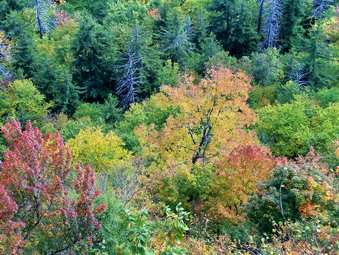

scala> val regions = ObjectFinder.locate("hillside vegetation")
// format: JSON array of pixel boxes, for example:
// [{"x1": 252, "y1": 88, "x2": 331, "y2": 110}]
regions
[{"x1": 0, "y1": 0, "x2": 338, "y2": 254}]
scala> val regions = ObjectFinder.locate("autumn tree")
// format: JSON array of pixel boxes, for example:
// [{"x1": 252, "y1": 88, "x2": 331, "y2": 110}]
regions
[
  {"x1": 137, "y1": 67, "x2": 257, "y2": 166},
  {"x1": 115, "y1": 95, "x2": 181, "y2": 152},
  {"x1": 208, "y1": 145, "x2": 276, "y2": 221},
  {"x1": 0, "y1": 120, "x2": 106, "y2": 254},
  {"x1": 67, "y1": 126, "x2": 131, "y2": 189},
  {"x1": 135, "y1": 68, "x2": 267, "y2": 216},
  {"x1": 0, "y1": 184, "x2": 24, "y2": 254}
]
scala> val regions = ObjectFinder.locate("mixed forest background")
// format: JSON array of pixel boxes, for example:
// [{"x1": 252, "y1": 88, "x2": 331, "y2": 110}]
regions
[{"x1": 0, "y1": 0, "x2": 338, "y2": 254}]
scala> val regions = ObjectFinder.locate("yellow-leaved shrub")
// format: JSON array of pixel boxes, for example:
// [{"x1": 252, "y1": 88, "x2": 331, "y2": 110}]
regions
[{"x1": 67, "y1": 126, "x2": 131, "y2": 174}]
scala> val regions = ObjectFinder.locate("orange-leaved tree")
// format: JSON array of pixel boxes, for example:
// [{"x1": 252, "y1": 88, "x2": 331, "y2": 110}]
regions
[
  {"x1": 0, "y1": 120, "x2": 106, "y2": 254},
  {"x1": 208, "y1": 145, "x2": 277, "y2": 221},
  {"x1": 135, "y1": 67, "x2": 273, "y2": 220},
  {"x1": 136, "y1": 67, "x2": 257, "y2": 168}
]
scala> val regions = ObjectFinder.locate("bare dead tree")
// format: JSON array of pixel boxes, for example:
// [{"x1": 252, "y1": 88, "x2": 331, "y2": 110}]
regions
[
  {"x1": 312, "y1": 0, "x2": 334, "y2": 18},
  {"x1": 288, "y1": 63, "x2": 309, "y2": 87},
  {"x1": 260, "y1": 0, "x2": 282, "y2": 51},
  {"x1": 29, "y1": 0, "x2": 56, "y2": 38},
  {"x1": 115, "y1": 48, "x2": 144, "y2": 109},
  {"x1": 0, "y1": 34, "x2": 13, "y2": 82}
]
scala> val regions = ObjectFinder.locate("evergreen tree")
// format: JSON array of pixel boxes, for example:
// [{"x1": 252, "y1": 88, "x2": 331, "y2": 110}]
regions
[
  {"x1": 280, "y1": 0, "x2": 308, "y2": 52},
  {"x1": 159, "y1": 12, "x2": 194, "y2": 68},
  {"x1": 229, "y1": 0, "x2": 259, "y2": 56},
  {"x1": 193, "y1": 10, "x2": 209, "y2": 44},
  {"x1": 299, "y1": 22, "x2": 336, "y2": 88},
  {"x1": 0, "y1": 0, "x2": 29, "y2": 21},
  {"x1": 1, "y1": 10, "x2": 32, "y2": 39},
  {"x1": 33, "y1": 59, "x2": 81, "y2": 114},
  {"x1": 11, "y1": 33, "x2": 37, "y2": 79},
  {"x1": 209, "y1": 0, "x2": 259, "y2": 57},
  {"x1": 192, "y1": 33, "x2": 223, "y2": 74},
  {"x1": 69, "y1": 0, "x2": 113, "y2": 20},
  {"x1": 72, "y1": 16, "x2": 116, "y2": 101}
]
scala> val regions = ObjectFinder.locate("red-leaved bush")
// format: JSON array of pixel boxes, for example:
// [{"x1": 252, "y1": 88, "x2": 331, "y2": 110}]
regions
[
  {"x1": 207, "y1": 145, "x2": 276, "y2": 222},
  {"x1": 0, "y1": 120, "x2": 106, "y2": 254}
]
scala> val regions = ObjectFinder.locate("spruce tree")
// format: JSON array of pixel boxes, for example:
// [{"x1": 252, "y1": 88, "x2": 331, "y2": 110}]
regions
[
  {"x1": 159, "y1": 12, "x2": 194, "y2": 68},
  {"x1": 0, "y1": 0, "x2": 29, "y2": 21},
  {"x1": 280, "y1": 0, "x2": 308, "y2": 52},
  {"x1": 11, "y1": 33, "x2": 37, "y2": 79},
  {"x1": 299, "y1": 23, "x2": 335, "y2": 88},
  {"x1": 72, "y1": 15, "x2": 116, "y2": 101},
  {"x1": 209, "y1": 0, "x2": 259, "y2": 57},
  {"x1": 33, "y1": 59, "x2": 81, "y2": 114}
]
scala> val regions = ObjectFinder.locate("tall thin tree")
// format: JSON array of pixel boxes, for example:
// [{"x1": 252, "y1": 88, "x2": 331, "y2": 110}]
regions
[
  {"x1": 115, "y1": 48, "x2": 144, "y2": 109},
  {"x1": 30, "y1": 0, "x2": 56, "y2": 38},
  {"x1": 260, "y1": 0, "x2": 282, "y2": 50}
]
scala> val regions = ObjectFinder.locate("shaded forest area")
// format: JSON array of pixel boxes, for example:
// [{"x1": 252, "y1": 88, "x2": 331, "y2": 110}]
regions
[{"x1": 0, "y1": 0, "x2": 338, "y2": 254}]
